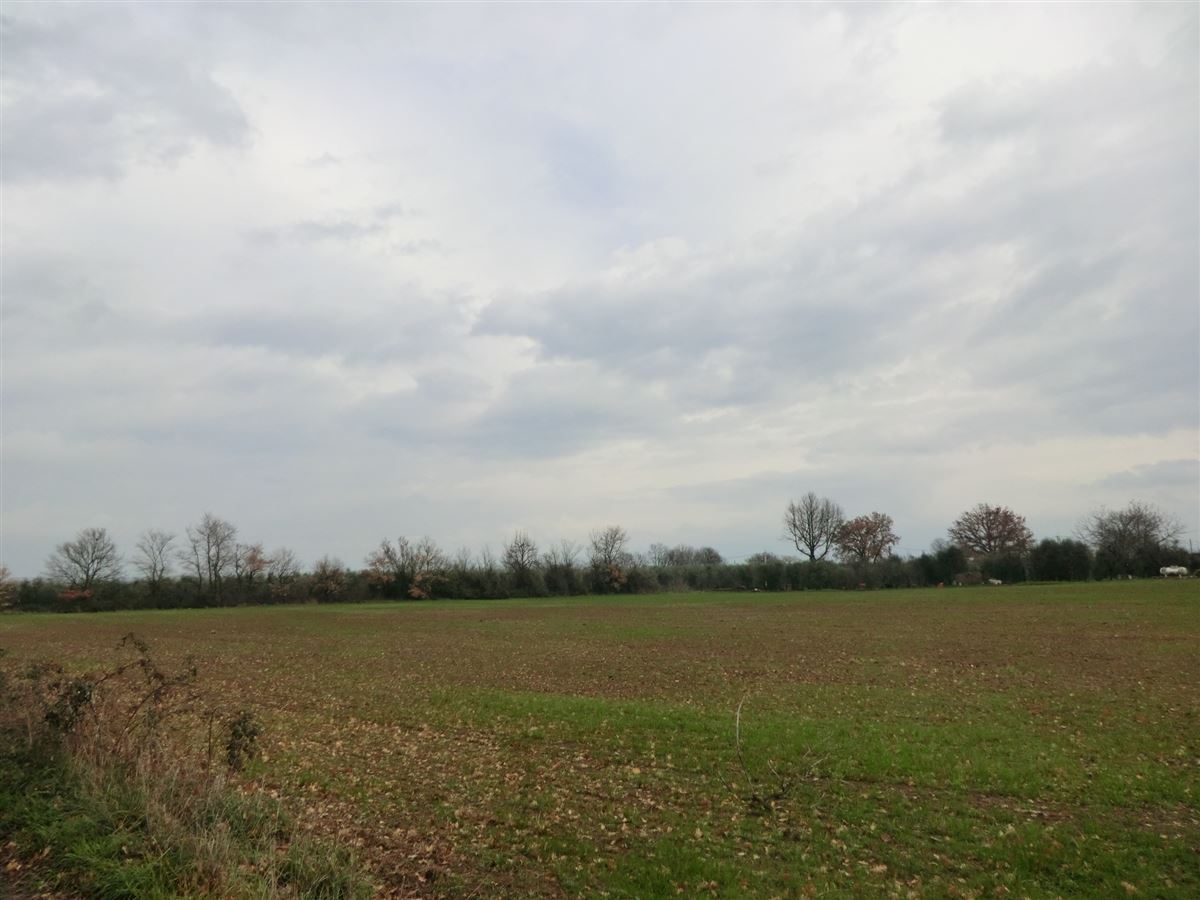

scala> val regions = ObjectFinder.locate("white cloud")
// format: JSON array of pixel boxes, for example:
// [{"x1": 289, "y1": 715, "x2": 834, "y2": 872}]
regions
[{"x1": 2, "y1": 2, "x2": 1196, "y2": 575}]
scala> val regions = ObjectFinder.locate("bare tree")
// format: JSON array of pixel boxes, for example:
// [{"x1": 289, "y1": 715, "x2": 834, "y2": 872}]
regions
[
  {"x1": 650, "y1": 543, "x2": 725, "y2": 566},
  {"x1": 365, "y1": 536, "x2": 448, "y2": 598},
  {"x1": 231, "y1": 543, "x2": 269, "y2": 595},
  {"x1": 948, "y1": 504, "x2": 1034, "y2": 556},
  {"x1": 681, "y1": 545, "x2": 724, "y2": 565},
  {"x1": 746, "y1": 551, "x2": 782, "y2": 565},
  {"x1": 45, "y1": 527, "x2": 122, "y2": 590},
  {"x1": 541, "y1": 540, "x2": 582, "y2": 594},
  {"x1": 267, "y1": 547, "x2": 300, "y2": 582},
  {"x1": 835, "y1": 513, "x2": 900, "y2": 564},
  {"x1": 451, "y1": 546, "x2": 476, "y2": 575},
  {"x1": 0, "y1": 565, "x2": 17, "y2": 608},
  {"x1": 310, "y1": 556, "x2": 348, "y2": 603},
  {"x1": 784, "y1": 493, "x2": 844, "y2": 561},
  {"x1": 589, "y1": 525, "x2": 630, "y2": 569},
  {"x1": 478, "y1": 545, "x2": 499, "y2": 575},
  {"x1": 266, "y1": 547, "x2": 301, "y2": 601},
  {"x1": 133, "y1": 529, "x2": 175, "y2": 591},
  {"x1": 1077, "y1": 500, "x2": 1185, "y2": 576},
  {"x1": 180, "y1": 513, "x2": 238, "y2": 603},
  {"x1": 503, "y1": 531, "x2": 540, "y2": 577},
  {"x1": 546, "y1": 539, "x2": 580, "y2": 568}
]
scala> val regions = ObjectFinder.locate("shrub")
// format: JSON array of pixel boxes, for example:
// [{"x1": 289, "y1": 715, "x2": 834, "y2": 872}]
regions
[{"x1": 225, "y1": 710, "x2": 261, "y2": 772}]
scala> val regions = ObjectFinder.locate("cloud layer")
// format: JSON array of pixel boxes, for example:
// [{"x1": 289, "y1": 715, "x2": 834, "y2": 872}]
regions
[{"x1": 3, "y1": 3, "x2": 1197, "y2": 575}]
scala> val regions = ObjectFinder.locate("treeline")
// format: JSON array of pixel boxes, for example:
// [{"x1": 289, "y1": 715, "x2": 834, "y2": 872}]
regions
[{"x1": 1, "y1": 500, "x2": 1194, "y2": 613}]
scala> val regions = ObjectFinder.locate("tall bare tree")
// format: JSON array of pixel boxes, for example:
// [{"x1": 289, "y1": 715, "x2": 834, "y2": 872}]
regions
[
  {"x1": 45, "y1": 527, "x2": 122, "y2": 590},
  {"x1": 784, "y1": 493, "x2": 844, "y2": 561},
  {"x1": 589, "y1": 525, "x2": 630, "y2": 569},
  {"x1": 503, "y1": 531, "x2": 540, "y2": 576},
  {"x1": 133, "y1": 529, "x2": 175, "y2": 591},
  {"x1": 948, "y1": 504, "x2": 1033, "y2": 556},
  {"x1": 180, "y1": 513, "x2": 238, "y2": 603}
]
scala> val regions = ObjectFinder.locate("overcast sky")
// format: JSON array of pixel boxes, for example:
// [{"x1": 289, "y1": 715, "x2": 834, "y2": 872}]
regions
[{"x1": 3, "y1": 2, "x2": 1198, "y2": 576}]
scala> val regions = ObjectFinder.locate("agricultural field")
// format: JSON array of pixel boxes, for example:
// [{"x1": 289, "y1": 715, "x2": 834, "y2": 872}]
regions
[{"x1": 2, "y1": 580, "x2": 1198, "y2": 898}]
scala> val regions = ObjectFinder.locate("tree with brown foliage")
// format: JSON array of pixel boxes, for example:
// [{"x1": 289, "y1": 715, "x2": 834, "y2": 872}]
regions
[
  {"x1": 835, "y1": 513, "x2": 900, "y2": 564},
  {"x1": 309, "y1": 556, "x2": 347, "y2": 602},
  {"x1": 948, "y1": 504, "x2": 1034, "y2": 556},
  {"x1": 233, "y1": 542, "x2": 269, "y2": 591}
]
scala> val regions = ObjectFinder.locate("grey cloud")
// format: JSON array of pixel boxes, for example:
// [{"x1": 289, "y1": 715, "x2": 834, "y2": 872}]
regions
[
  {"x1": 925, "y1": 61, "x2": 1198, "y2": 434},
  {"x1": 2, "y1": 342, "x2": 386, "y2": 493},
  {"x1": 414, "y1": 370, "x2": 491, "y2": 404},
  {"x1": 250, "y1": 220, "x2": 386, "y2": 246},
  {"x1": 1095, "y1": 458, "x2": 1200, "y2": 491},
  {"x1": 374, "y1": 202, "x2": 413, "y2": 219},
  {"x1": 958, "y1": 255, "x2": 1198, "y2": 437},
  {"x1": 196, "y1": 294, "x2": 468, "y2": 362},
  {"x1": 823, "y1": 54, "x2": 1195, "y2": 438},
  {"x1": 475, "y1": 37, "x2": 1200, "y2": 426},
  {"x1": 392, "y1": 239, "x2": 443, "y2": 256},
  {"x1": 286, "y1": 220, "x2": 385, "y2": 243},
  {"x1": 474, "y1": 239, "x2": 931, "y2": 415},
  {"x1": 1, "y1": 6, "x2": 249, "y2": 183},
  {"x1": 871, "y1": 54, "x2": 1197, "y2": 263},
  {"x1": 366, "y1": 362, "x2": 670, "y2": 459},
  {"x1": 306, "y1": 153, "x2": 343, "y2": 167},
  {"x1": 249, "y1": 205, "x2": 424, "y2": 248},
  {"x1": 538, "y1": 118, "x2": 627, "y2": 210},
  {"x1": 3, "y1": 255, "x2": 116, "y2": 320}
]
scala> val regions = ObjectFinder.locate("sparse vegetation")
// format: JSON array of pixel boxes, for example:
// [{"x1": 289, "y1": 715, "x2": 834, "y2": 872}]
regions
[{"x1": 0, "y1": 635, "x2": 370, "y2": 899}]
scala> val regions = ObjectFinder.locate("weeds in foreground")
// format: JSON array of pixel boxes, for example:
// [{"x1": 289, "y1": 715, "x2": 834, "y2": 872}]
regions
[
  {"x1": 731, "y1": 693, "x2": 829, "y2": 813},
  {"x1": 0, "y1": 636, "x2": 371, "y2": 899}
]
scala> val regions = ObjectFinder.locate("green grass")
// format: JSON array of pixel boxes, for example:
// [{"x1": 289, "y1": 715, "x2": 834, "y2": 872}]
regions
[
  {"x1": 2, "y1": 580, "x2": 1198, "y2": 897},
  {"x1": 0, "y1": 741, "x2": 374, "y2": 900}
]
